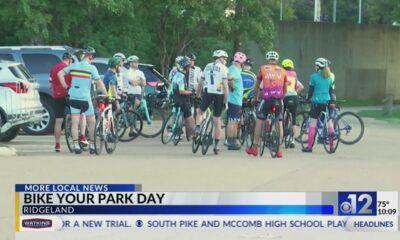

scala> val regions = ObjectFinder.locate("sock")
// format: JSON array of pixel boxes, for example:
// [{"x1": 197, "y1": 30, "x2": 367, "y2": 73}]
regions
[
  {"x1": 308, "y1": 127, "x2": 316, "y2": 149},
  {"x1": 214, "y1": 139, "x2": 219, "y2": 148},
  {"x1": 328, "y1": 127, "x2": 334, "y2": 146}
]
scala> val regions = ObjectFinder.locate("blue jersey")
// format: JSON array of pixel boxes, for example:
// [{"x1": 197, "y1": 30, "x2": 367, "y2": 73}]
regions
[
  {"x1": 172, "y1": 71, "x2": 187, "y2": 100},
  {"x1": 64, "y1": 61, "x2": 100, "y2": 101},
  {"x1": 241, "y1": 70, "x2": 256, "y2": 99},
  {"x1": 309, "y1": 72, "x2": 333, "y2": 104},
  {"x1": 103, "y1": 69, "x2": 118, "y2": 98},
  {"x1": 228, "y1": 65, "x2": 243, "y2": 106}
]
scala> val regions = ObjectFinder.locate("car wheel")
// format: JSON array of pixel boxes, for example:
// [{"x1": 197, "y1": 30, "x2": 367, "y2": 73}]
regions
[
  {"x1": 0, "y1": 127, "x2": 19, "y2": 142},
  {"x1": 22, "y1": 97, "x2": 55, "y2": 135}
]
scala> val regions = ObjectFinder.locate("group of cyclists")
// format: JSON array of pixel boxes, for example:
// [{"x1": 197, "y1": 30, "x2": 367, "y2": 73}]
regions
[{"x1": 50, "y1": 46, "x2": 336, "y2": 157}]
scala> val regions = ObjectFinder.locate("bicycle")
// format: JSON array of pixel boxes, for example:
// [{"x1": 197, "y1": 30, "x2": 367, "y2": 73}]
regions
[
  {"x1": 93, "y1": 95, "x2": 118, "y2": 155},
  {"x1": 259, "y1": 102, "x2": 281, "y2": 158},
  {"x1": 282, "y1": 98, "x2": 296, "y2": 149},
  {"x1": 64, "y1": 99, "x2": 89, "y2": 153},
  {"x1": 192, "y1": 107, "x2": 214, "y2": 155},
  {"x1": 161, "y1": 105, "x2": 185, "y2": 146},
  {"x1": 333, "y1": 102, "x2": 365, "y2": 145},
  {"x1": 115, "y1": 95, "x2": 143, "y2": 142},
  {"x1": 299, "y1": 103, "x2": 340, "y2": 154},
  {"x1": 238, "y1": 99, "x2": 256, "y2": 148}
]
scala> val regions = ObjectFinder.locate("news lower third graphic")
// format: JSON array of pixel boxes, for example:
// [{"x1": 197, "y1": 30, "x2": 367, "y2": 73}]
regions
[{"x1": 15, "y1": 184, "x2": 399, "y2": 235}]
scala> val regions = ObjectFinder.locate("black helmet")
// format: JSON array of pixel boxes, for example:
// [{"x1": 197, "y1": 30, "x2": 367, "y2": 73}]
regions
[
  {"x1": 186, "y1": 52, "x2": 196, "y2": 61},
  {"x1": 244, "y1": 58, "x2": 253, "y2": 66},
  {"x1": 177, "y1": 56, "x2": 191, "y2": 71},
  {"x1": 62, "y1": 52, "x2": 73, "y2": 59}
]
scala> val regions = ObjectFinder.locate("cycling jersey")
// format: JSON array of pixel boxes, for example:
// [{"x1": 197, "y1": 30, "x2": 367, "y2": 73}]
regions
[
  {"x1": 124, "y1": 68, "x2": 146, "y2": 95},
  {"x1": 50, "y1": 61, "x2": 71, "y2": 98},
  {"x1": 227, "y1": 64, "x2": 243, "y2": 106},
  {"x1": 241, "y1": 70, "x2": 256, "y2": 100},
  {"x1": 103, "y1": 69, "x2": 118, "y2": 99},
  {"x1": 285, "y1": 70, "x2": 303, "y2": 96},
  {"x1": 188, "y1": 66, "x2": 202, "y2": 91},
  {"x1": 63, "y1": 61, "x2": 100, "y2": 101},
  {"x1": 257, "y1": 64, "x2": 287, "y2": 100},
  {"x1": 202, "y1": 61, "x2": 228, "y2": 95},
  {"x1": 168, "y1": 67, "x2": 178, "y2": 82},
  {"x1": 172, "y1": 71, "x2": 187, "y2": 99},
  {"x1": 309, "y1": 71, "x2": 333, "y2": 104}
]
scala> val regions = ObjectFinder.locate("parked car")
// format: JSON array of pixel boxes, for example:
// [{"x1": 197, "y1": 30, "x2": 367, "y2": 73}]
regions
[
  {"x1": 0, "y1": 60, "x2": 44, "y2": 142},
  {"x1": 92, "y1": 58, "x2": 168, "y2": 95},
  {"x1": 0, "y1": 46, "x2": 78, "y2": 135}
]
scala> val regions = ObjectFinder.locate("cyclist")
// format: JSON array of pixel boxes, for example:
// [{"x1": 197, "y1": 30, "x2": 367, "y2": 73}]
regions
[
  {"x1": 245, "y1": 51, "x2": 287, "y2": 158},
  {"x1": 195, "y1": 50, "x2": 229, "y2": 155},
  {"x1": 281, "y1": 58, "x2": 304, "y2": 148},
  {"x1": 124, "y1": 55, "x2": 146, "y2": 110},
  {"x1": 103, "y1": 57, "x2": 121, "y2": 114},
  {"x1": 186, "y1": 53, "x2": 202, "y2": 119},
  {"x1": 242, "y1": 58, "x2": 257, "y2": 101},
  {"x1": 172, "y1": 56, "x2": 196, "y2": 139},
  {"x1": 168, "y1": 56, "x2": 184, "y2": 98},
  {"x1": 302, "y1": 58, "x2": 335, "y2": 153},
  {"x1": 57, "y1": 47, "x2": 108, "y2": 154},
  {"x1": 113, "y1": 53, "x2": 127, "y2": 95},
  {"x1": 50, "y1": 52, "x2": 87, "y2": 152},
  {"x1": 226, "y1": 52, "x2": 247, "y2": 150}
]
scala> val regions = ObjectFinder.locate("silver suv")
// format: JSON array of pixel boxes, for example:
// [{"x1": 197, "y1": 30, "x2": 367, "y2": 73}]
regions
[{"x1": 0, "y1": 46, "x2": 77, "y2": 135}]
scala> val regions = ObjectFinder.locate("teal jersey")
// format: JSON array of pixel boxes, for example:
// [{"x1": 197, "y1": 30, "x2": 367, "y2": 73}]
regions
[
  {"x1": 228, "y1": 65, "x2": 243, "y2": 106},
  {"x1": 172, "y1": 71, "x2": 187, "y2": 99},
  {"x1": 309, "y1": 72, "x2": 333, "y2": 104},
  {"x1": 64, "y1": 61, "x2": 100, "y2": 101}
]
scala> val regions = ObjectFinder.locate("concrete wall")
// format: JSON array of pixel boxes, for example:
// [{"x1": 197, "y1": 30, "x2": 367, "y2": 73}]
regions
[{"x1": 271, "y1": 21, "x2": 400, "y2": 101}]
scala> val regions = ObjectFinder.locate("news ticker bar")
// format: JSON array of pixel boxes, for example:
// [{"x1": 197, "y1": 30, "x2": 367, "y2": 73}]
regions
[{"x1": 15, "y1": 184, "x2": 141, "y2": 192}]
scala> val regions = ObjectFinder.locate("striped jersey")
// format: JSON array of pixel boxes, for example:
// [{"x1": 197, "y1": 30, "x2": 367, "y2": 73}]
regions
[{"x1": 63, "y1": 61, "x2": 100, "y2": 101}]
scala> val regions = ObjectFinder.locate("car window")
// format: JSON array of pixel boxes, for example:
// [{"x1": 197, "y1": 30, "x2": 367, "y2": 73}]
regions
[
  {"x1": 139, "y1": 66, "x2": 161, "y2": 82},
  {"x1": 92, "y1": 63, "x2": 108, "y2": 75},
  {"x1": 0, "y1": 54, "x2": 14, "y2": 61},
  {"x1": 8, "y1": 66, "x2": 28, "y2": 81},
  {"x1": 22, "y1": 54, "x2": 60, "y2": 74}
]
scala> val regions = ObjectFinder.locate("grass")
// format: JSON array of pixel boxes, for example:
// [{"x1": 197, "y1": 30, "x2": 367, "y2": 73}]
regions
[{"x1": 358, "y1": 109, "x2": 400, "y2": 124}]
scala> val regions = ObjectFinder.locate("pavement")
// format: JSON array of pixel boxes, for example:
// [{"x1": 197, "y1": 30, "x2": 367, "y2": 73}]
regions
[{"x1": 2, "y1": 115, "x2": 400, "y2": 239}]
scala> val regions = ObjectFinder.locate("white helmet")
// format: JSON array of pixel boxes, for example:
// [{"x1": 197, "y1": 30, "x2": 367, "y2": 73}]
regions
[
  {"x1": 266, "y1": 51, "x2": 279, "y2": 61},
  {"x1": 175, "y1": 56, "x2": 184, "y2": 64},
  {"x1": 212, "y1": 50, "x2": 228, "y2": 58},
  {"x1": 113, "y1": 53, "x2": 126, "y2": 61},
  {"x1": 127, "y1": 55, "x2": 139, "y2": 62},
  {"x1": 315, "y1": 57, "x2": 330, "y2": 68}
]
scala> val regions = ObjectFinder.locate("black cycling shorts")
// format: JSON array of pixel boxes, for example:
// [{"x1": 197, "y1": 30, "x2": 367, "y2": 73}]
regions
[
  {"x1": 174, "y1": 98, "x2": 192, "y2": 119},
  {"x1": 70, "y1": 100, "x2": 90, "y2": 114},
  {"x1": 256, "y1": 98, "x2": 283, "y2": 121},
  {"x1": 54, "y1": 97, "x2": 68, "y2": 119},
  {"x1": 199, "y1": 92, "x2": 224, "y2": 117},
  {"x1": 283, "y1": 96, "x2": 299, "y2": 124},
  {"x1": 309, "y1": 103, "x2": 334, "y2": 119}
]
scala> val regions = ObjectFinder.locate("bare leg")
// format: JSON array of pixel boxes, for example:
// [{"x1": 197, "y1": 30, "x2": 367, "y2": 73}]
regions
[{"x1": 87, "y1": 115, "x2": 96, "y2": 141}]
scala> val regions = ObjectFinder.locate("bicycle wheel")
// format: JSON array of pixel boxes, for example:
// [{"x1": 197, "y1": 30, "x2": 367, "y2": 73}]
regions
[
  {"x1": 335, "y1": 111, "x2": 364, "y2": 145},
  {"x1": 295, "y1": 111, "x2": 309, "y2": 142},
  {"x1": 161, "y1": 113, "x2": 174, "y2": 144},
  {"x1": 201, "y1": 119, "x2": 214, "y2": 155},
  {"x1": 118, "y1": 110, "x2": 143, "y2": 142},
  {"x1": 64, "y1": 114, "x2": 73, "y2": 153},
  {"x1": 322, "y1": 122, "x2": 340, "y2": 154},
  {"x1": 94, "y1": 118, "x2": 104, "y2": 155},
  {"x1": 105, "y1": 118, "x2": 118, "y2": 154},
  {"x1": 259, "y1": 122, "x2": 266, "y2": 157},
  {"x1": 269, "y1": 118, "x2": 280, "y2": 158},
  {"x1": 283, "y1": 111, "x2": 293, "y2": 149},
  {"x1": 192, "y1": 120, "x2": 204, "y2": 154},
  {"x1": 173, "y1": 112, "x2": 184, "y2": 146},
  {"x1": 140, "y1": 108, "x2": 166, "y2": 138},
  {"x1": 299, "y1": 116, "x2": 310, "y2": 150},
  {"x1": 245, "y1": 114, "x2": 255, "y2": 148}
]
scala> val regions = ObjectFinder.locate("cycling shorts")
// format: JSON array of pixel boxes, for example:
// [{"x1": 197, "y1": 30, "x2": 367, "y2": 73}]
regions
[
  {"x1": 256, "y1": 98, "x2": 283, "y2": 121},
  {"x1": 70, "y1": 99, "x2": 94, "y2": 116},
  {"x1": 199, "y1": 92, "x2": 224, "y2": 117}
]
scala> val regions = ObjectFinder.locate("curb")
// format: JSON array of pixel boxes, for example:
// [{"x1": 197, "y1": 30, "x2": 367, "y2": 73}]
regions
[{"x1": 0, "y1": 144, "x2": 17, "y2": 157}]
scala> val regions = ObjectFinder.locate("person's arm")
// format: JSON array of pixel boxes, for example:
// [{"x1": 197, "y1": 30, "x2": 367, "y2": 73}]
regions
[
  {"x1": 196, "y1": 73, "x2": 204, "y2": 98},
  {"x1": 140, "y1": 72, "x2": 146, "y2": 87},
  {"x1": 296, "y1": 80, "x2": 305, "y2": 92},
  {"x1": 254, "y1": 68, "x2": 263, "y2": 102},
  {"x1": 283, "y1": 75, "x2": 288, "y2": 95},
  {"x1": 223, "y1": 79, "x2": 228, "y2": 104},
  {"x1": 57, "y1": 70, "x2": 69, "y2": 90},
  {"x1": 111, "y1": 84, "x2": 118, "y2": 99},
  {"x1": 97, "y1": 79, "x2": 108, "y2": 96},
  {"x1": 228, "y1": 73, "x2": 234, "y2": 90}
]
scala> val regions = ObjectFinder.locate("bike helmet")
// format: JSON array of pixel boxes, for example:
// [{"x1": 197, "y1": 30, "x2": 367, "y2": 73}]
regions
[
  {"x1": 113, "y1": 52, "x2": 126, "y2": 61},
  {"x1": 108, "y1": 57, "x2": 120, "y2": 68},
  {"x1": 186, "y1": 52, "x2": 196, "y2": 61},
  {"x1": 233, "y1": 52, "x2": 247, "y2": 64},
  {"x1": 281, "y1": 59, "x2": 294, "y2": 69},
  {"x1": 175, "y1": 56, "x2": 184, "y2": 64},
  {"x1": 62, "y1": 52, "x2": 73, "y2": 59},
  {"x1": 244, "y1": 58, "x2": 253, "y2": 66},
  {"x1": 127, "y1": 55, "x2": 139, "y2": 62},
  {"x1": 315, "y1": 57, "x2": 330, "y2": 68},
  {"x1": 177, "y1": 56, "x2": 191, "y2": 71},
  {"x1": 266, "y1": 51, "x2": 279, "y2": 61},
  {"x1": 82, "y1": 46, "x2": 96, "y2": 56},
  {"x1": 212, "y1": 50, "x2": 228, "y2": 58}
]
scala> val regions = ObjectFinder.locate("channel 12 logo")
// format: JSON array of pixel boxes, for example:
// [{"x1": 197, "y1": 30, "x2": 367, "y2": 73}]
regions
[{"x1": 338, "y1": 192, "x2": 377, "y2": 216}]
